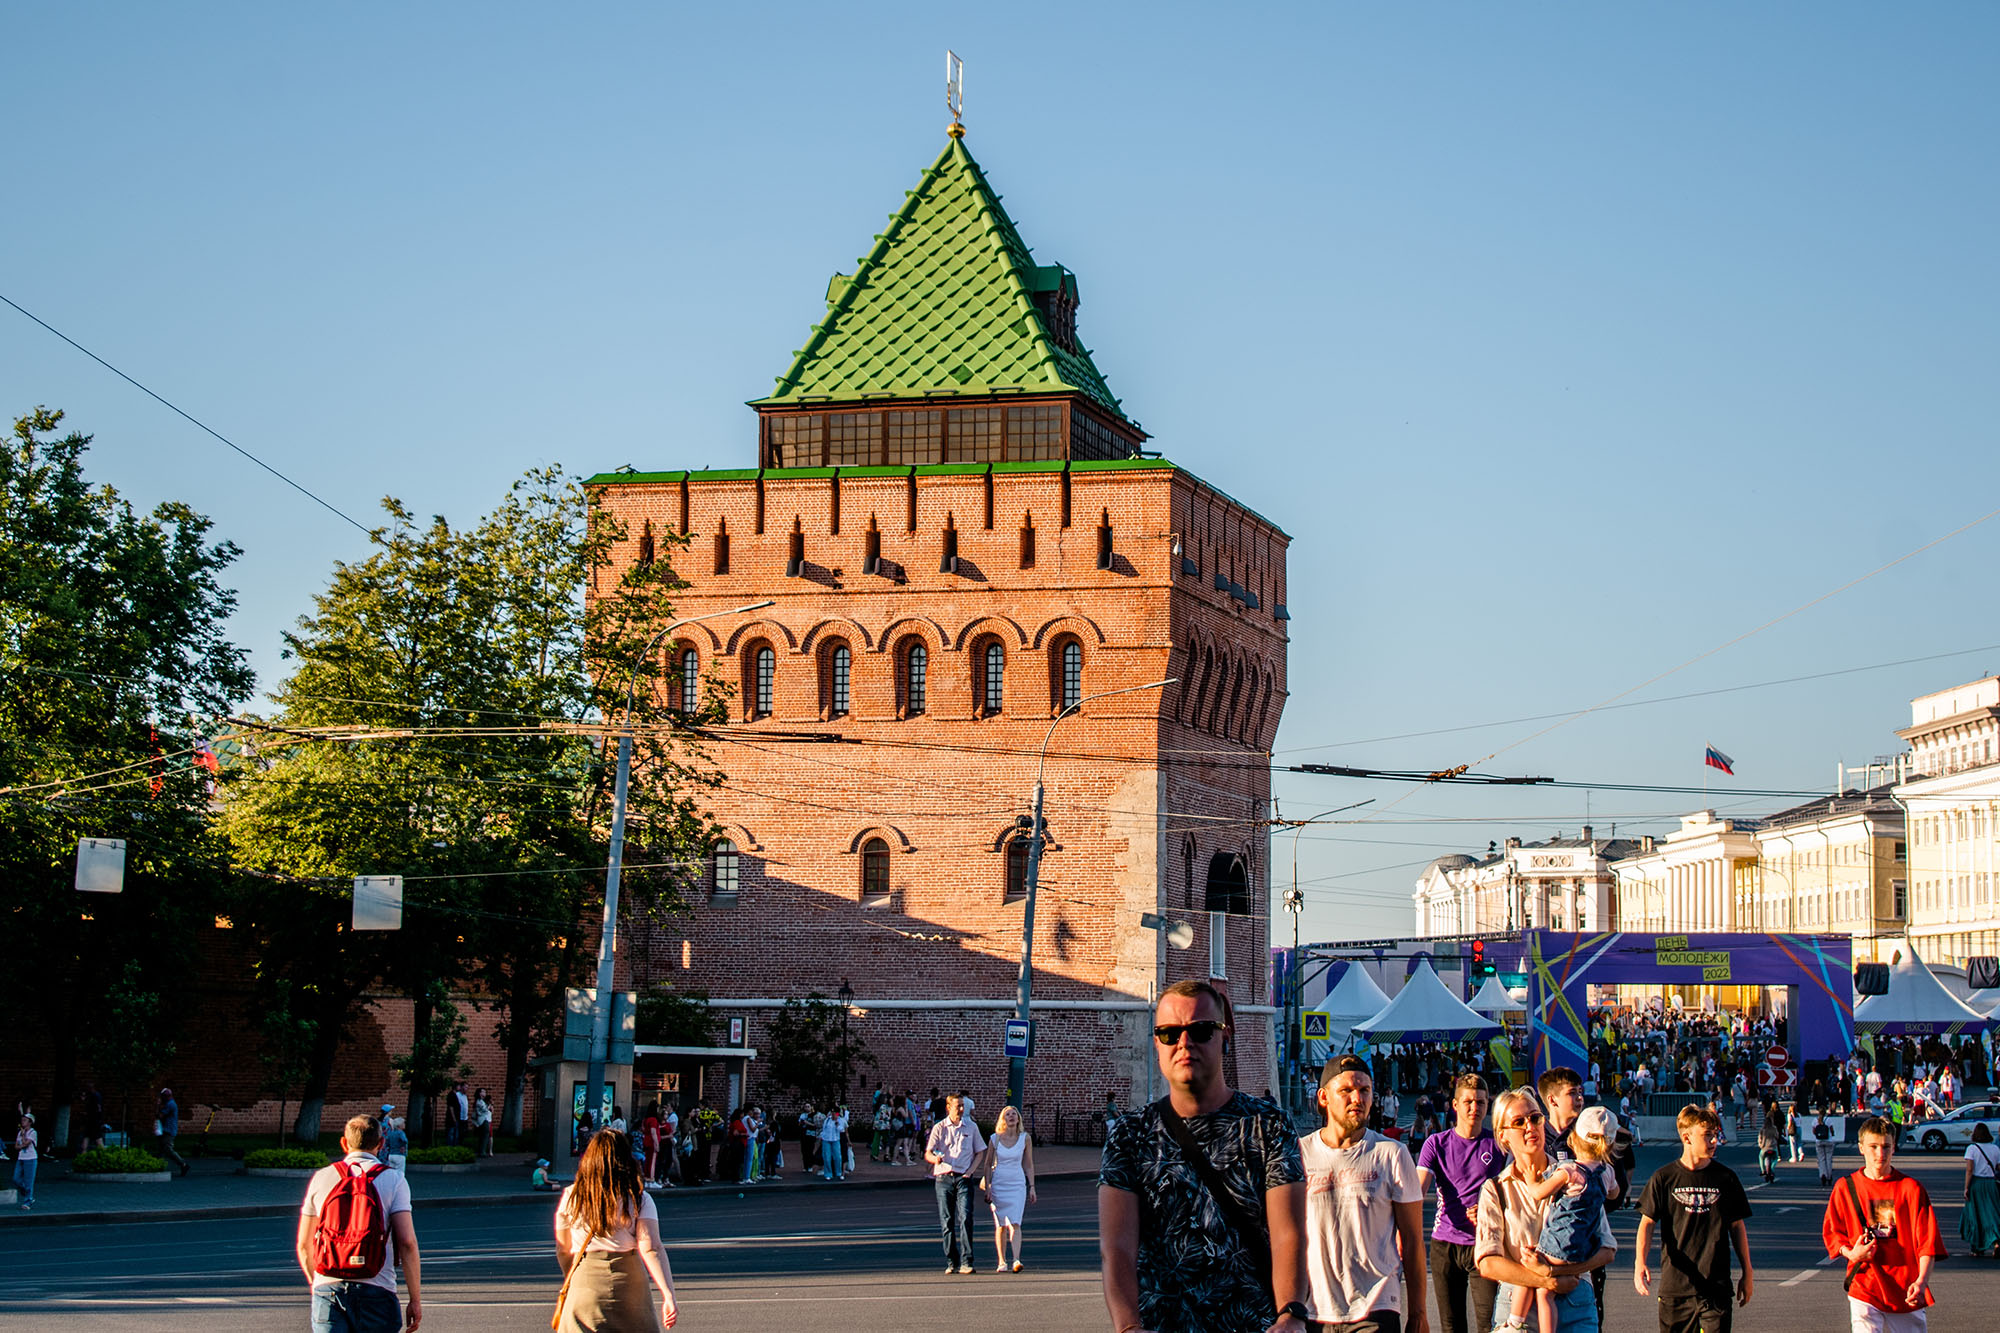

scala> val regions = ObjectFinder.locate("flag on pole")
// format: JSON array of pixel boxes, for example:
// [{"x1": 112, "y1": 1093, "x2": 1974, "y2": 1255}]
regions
[{"x1": 1704, "y1": 745, "x2": 1735, "y2": 776}]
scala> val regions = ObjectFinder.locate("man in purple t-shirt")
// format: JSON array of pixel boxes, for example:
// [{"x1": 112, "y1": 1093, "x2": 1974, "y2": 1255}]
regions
[{"x1": 1417, "y1": 1073, "x2": 1507, "y2": 1333}]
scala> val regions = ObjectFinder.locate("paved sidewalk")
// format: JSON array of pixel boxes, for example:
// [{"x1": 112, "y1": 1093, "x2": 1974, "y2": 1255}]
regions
[{"x1": 0, "y1": 1143, "x2": 1106, "y2": 1228}]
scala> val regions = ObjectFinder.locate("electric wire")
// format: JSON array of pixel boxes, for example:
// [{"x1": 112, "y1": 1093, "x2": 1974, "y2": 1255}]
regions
[{"x1": 0, "y1": 291, "x2": 371, "y2": 535}]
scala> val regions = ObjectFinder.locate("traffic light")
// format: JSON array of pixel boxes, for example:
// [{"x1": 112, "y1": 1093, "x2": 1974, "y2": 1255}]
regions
[{"x1": 1471, "y1": 940, "x2": 1491, "y2": 978}]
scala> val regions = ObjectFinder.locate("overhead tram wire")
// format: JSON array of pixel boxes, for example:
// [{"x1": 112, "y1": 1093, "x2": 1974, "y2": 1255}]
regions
[{"x1": 0, "y1": 292, "x2": 371, "y2": 536}]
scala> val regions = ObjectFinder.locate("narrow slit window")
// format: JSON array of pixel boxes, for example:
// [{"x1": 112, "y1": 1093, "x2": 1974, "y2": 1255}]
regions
[
  {"x1": 983, "y1": 642, "x2": 1005, "y2": 714},
  {"x1": 1061, "y1": 641, "x2": 1082, "y2": 711},
  {"x1": 905, "y1": 643, "x2": 928, "y2": 716},
  {"x1": 679, "y1": 648, "x2": 699, "y2": 713},
  {"x1": 861, "y1": 837, "x2": 891, "y2": 906},
  {"x1": 830, "y1": 645, "x2": 851, "y2": 717},
  {"x1": 753, "y1": 646, "x2": 775, "y2": 718},
  {"x1": 712, "y1": 839, "x2": 739, "y2": 902}
]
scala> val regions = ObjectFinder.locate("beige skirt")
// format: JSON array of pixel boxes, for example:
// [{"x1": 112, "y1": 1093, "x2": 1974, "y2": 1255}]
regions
[{"x1": 556, "y1": 1250, "x2": 660, "y2": 1333}]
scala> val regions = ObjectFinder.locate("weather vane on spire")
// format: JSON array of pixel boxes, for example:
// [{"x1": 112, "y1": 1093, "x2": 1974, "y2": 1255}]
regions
[{"x1": 946, "y1": 50, "x2": 964, "y2": 137}]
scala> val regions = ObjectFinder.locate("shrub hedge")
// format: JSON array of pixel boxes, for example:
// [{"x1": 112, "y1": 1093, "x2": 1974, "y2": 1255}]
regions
[
  {"x1": 72, "y1": 1147, "x2": 169, "y2": 1174},
  {"x1": 244, "y1": 1148, "x2": 330, "y2": 1170},
  {"x1": 407, "y1": 1146, "x2": 475, "y2": 1165}
]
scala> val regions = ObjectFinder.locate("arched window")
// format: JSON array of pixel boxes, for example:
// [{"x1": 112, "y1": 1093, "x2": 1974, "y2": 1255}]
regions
[
  {"x1": 1204, "y1": 852, "x2": 1250, "y2": 915},
  {"x1": 982, "y1": 641, "x2": 1005, "y2": 714},
  {"x1": 861, "y1": 837, "x2": 891, "y2": 906},
  {"x1": 678, "y1": 647, "x2": 698, "y2": 713},
  {"x1": 1061, "y1": 640, "x2": 1083, "y2": 711},
  {"x1": 711, "y1": 839, "x2": 740, "y2": 902},
  {"x1": 1005, "y1": 835, "x2": 1031, "y2": 902},
  {"x1": 753, "y1": 645, "x2": 775, "y2": 718},
  {"x1": 1183, "y1": 835, "x2": 1198, "y2": 911},
  {"x1": 829, "y1": 643, "x2": 851, "y2": 717},
  {"x1": 905, "y1": 641, "x2": 928, "y2": 715}
]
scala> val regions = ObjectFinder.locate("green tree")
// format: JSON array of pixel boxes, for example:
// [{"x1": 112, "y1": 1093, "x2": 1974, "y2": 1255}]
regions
[
  {"x1": 635, "y1": 982, "x2": 717, "y2": 1048},
  {"x1": 390, "y1": 980, "x2": 474, "y2": 1147},
  {"x1": 222, "y1": 467, "x2": 716, "y2": 1143},
  {"x1": 0, "y1": 407, "x2": 254, "y2": 1146},
  {"x1": 82, "y1": 961, "x2": 178, "y2": 1145},
  {"x1": 759, "y1": 995, "x2": 876, "y2": 1110},
  {"x1": 255, "y1": 979, "x2": 319, "y2": 1146}
]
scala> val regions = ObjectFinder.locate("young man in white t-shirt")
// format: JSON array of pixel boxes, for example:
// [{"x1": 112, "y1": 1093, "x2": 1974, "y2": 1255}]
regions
[
  {"x1": 1301, "y1": 1054, "x2": 1428, "y2": 1333},
  {"x1": 296, "y1": 1114, "x2": 422, "y2": 1333}
]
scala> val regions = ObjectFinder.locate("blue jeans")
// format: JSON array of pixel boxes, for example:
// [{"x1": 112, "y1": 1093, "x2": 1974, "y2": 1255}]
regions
[
  {"x1": 310, "y1": 1281, "x2": 401, "y2": 1333},
  {"x1": 821, "y1": 1138, "x2": 842, "y2": 1179},
  {"x1": 12, "y1": 1158, "x2": 35, "y2": 1203},
  {"x1": 1494, "y1": 1279, "x2": 1597, "y2": 1332},
  {"x1": 935, "y1": 1172, "x2": 974, "y2": 1266}
]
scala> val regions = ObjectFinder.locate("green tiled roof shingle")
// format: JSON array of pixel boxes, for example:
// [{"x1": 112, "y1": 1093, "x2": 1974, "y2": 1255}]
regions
[{"x1": 754, "y1": 137, "x2": 1128, "y2": 420}]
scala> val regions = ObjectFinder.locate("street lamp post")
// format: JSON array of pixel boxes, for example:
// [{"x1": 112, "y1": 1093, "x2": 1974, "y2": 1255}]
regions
[
  {"x1": 837, "y1": 978, "x2": 854, "y2": 1102},
  {"x1": 1008, "y1": 678, "x2": 1176, "y2": 1114},
  {"x1": 1277, "y1": 801, "x2": 1371, "y2": 1120},
  {"x1": 584, "y1": 599, "x2": 774, "y2": 1123}
]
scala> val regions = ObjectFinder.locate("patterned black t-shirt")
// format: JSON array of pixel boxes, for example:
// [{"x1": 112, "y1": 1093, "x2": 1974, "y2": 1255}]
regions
[{"x1": 1099, "y1": 1092, "x2": 1305, "y2": 1333}]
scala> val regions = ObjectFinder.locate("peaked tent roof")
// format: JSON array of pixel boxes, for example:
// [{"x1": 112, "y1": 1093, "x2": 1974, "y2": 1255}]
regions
[
  {"x1": 1310, "y1": 962, "x2": 1393, "y2": 1020},
  {"x1": 1354, "y1": 961, "x2": 1502, "y2": 1043},
  {"x1": 755, "y1": 137, "x2": 1129, "y2": 419},
  {"x1": 1469, "y1": 975, "x2": 1525, "y2": 1015},
  {"x1": 1853, "y1": 947, "x2": 1994, "y2": 1034}
]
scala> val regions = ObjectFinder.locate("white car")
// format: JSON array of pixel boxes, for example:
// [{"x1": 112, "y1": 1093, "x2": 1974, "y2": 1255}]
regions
[{"x1": 1914, "y1": 1100, "x2": 2000, "y2": 1152}]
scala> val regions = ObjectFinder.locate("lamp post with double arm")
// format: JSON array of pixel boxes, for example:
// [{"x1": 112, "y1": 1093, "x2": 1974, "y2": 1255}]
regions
[
  {"x1": 584, "y1": 600, "x2": 775, "y2": 1121},
  {"x1": 1007, "y1": 678, "x2": 1176, "y2": 1114}
]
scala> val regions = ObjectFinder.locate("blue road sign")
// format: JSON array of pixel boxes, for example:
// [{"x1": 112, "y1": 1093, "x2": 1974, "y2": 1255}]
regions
[
  {"x1": 1301, "y1": 1011, "x2": 1331, "y2": 1041},
  {"x1": 1004, "y1": 1019, "x2": 1034, "y2": 1059}
]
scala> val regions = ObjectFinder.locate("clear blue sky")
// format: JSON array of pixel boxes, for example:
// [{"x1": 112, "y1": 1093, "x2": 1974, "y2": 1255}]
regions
[{"x1": 7, "y1": 4, "x2": 1998, "y2": 942}]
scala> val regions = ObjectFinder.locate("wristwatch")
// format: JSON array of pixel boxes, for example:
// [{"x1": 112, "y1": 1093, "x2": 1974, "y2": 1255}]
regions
[{"x1": 1278, "y1": 1301, "x2": 1311, "y2": 1322}]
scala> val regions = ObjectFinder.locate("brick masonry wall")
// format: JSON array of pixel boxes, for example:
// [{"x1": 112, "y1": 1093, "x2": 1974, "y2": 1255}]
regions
[
  {"x1": 594, "y1": 460, "x2": 1287, "y2": 1121},
  {"x1": 1, "y1": 924, "x2": 530, "y2": 1138}
]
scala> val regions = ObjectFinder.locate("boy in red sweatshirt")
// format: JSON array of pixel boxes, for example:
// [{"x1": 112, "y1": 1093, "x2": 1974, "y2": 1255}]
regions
[{"x1": 1821, "y1": 1116, "x2": 1945, "y2": 1332}]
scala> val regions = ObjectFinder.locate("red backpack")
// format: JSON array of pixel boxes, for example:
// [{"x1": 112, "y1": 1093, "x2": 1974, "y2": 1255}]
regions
[{"x1": 311, "y1": 1160, "x2": 390, "y2": 1280}]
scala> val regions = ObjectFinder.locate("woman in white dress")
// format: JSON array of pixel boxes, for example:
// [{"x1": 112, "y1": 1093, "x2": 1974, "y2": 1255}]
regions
[{"x1": 977, "y1": 1105, "x2": 1037, "y2": 1272}]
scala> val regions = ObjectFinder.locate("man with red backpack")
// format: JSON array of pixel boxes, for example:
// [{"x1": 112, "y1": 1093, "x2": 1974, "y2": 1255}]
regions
[{"x1": 296, "y1": 1113, "x2": 422, "y2": 1331}]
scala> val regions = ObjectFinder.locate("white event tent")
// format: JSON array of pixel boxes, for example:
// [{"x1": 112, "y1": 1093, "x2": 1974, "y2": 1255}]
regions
[
  {"x1": 1469, "y1": 975, "x2": 1525, "y2": 1016},
  {"x1": 1303, "y1": 962, "x2": 1393, "y2": 1063},
  {"x1": 1852, "y1": 948, "x2": 1994, "y2": 1035},
  {"x1": 1355, "y1": 960, "x2": 1502, "y2": 1043}
]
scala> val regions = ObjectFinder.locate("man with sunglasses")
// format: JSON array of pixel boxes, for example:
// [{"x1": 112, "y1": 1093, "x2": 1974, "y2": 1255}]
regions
[{"x1": 1100, "y1": 979, "x2": 1309, "y2": 1333}]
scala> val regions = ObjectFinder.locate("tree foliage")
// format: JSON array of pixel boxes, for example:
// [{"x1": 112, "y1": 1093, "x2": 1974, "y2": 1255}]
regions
[
  {"x1": 220, "y1": 465, "x2": 718, "y2": 1141},
  {"x1": 0, "y1": 407, "x2": 254, "y2": 1141},
  {"x1": 82, "y1": 961, "x2": 179, "y2": 1144},
  {"x1": 635, "y1": 982, "x2": 718, "y2": 1049},
  {"x1": 759, "y1": 995, "x2": 876, "y2": 1110}
]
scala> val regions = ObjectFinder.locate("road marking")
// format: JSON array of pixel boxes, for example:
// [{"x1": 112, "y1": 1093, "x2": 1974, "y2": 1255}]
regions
[
  {"x1": 1776, "y1": 1206, "x2": 1800, "y2": 1213},
  {"x1": 1819, "y1": 1254, "x2": 1841, "y2": 1266},
  {"x1": 1780, "y1": 1269, "x2": 1819, "y2": 1287}
]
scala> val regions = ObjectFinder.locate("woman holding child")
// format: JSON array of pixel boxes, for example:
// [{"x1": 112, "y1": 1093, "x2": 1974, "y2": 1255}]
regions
[{"x1": 1474, "y1": 1087, "x2": 1617, "y2": 1331}]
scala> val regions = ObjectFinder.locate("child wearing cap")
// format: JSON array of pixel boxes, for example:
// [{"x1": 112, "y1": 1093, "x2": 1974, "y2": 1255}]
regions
[
  {"x1": 531, "y1": 1158, "x2": 560, "y2": 1191},
  {"x1": 1502, "y1": 1105, "x2": 1620, "y2": 1333}
]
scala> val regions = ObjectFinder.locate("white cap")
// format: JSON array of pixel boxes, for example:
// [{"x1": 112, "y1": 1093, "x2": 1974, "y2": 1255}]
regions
[{"x1": 1575, "y1": 1105, "x2": 1617, "y2": 1140}]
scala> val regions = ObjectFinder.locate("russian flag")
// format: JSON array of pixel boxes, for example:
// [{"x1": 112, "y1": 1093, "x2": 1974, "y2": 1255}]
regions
[{"x1": 1704, "y1": 745, "x2": 1735, "y2": 776}]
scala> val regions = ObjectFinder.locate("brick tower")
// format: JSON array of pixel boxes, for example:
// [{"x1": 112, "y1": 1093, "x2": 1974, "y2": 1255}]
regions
[{"x1": 588, "y1": 129, "x2": 1289, "y2": 1122}]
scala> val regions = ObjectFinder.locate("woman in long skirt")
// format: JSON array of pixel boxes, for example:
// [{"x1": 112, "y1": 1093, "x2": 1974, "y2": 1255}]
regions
[
  {"x1": 555, "y1": 1129, "x2": 679, "y2": 1330},
  {"x1": 1963, "y1": 1122, "x2": 2000, "y2": 1257}
]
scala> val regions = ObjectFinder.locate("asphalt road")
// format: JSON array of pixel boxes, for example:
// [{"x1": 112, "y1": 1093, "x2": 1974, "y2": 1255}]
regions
[{"x1": 1, "y1": 1140, "x2": 1995, "y2": 1331}]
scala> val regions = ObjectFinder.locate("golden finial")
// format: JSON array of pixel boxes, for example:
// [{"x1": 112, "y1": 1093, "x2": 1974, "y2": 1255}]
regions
[{"x1": 946, "y1": 50, "x2": 965, "y2": 137}]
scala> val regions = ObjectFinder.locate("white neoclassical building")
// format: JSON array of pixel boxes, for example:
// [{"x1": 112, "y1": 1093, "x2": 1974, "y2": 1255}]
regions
[
  {"x1": 1895, "y1": 677, "x2": 2000, "y2": 969},
  {"x1": 1609, "y1": 811, "x2": 1761, "y2": 934},
  {"x1": 1412, "y1": 829, "x2": 1636, "y2": 938}
]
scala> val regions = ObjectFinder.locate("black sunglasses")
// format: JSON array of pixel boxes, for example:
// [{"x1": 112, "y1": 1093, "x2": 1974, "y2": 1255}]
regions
[{"x1": 1153, "y1": 1021, "x2": 1230, "y2": 1046}]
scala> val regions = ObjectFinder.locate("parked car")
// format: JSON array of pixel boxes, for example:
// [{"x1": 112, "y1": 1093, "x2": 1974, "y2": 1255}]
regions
[{"x1": 1916, "y1": 1100, "x2": 2000, "y2": 1152}]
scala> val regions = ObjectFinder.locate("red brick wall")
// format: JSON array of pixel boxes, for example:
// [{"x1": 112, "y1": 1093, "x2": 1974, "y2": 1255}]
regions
[
  {"x1": 593, "y1": 460, "x2": 1287, "y2": 1122},
  {"x1": 1, "y1": 924, "x2": 530, "y2": 1139}
]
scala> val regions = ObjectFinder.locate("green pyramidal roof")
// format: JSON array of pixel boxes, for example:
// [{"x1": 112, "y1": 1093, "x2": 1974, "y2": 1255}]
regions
[{"x1": 754, "y1": 137, "x2": 1129, "y2": 421}]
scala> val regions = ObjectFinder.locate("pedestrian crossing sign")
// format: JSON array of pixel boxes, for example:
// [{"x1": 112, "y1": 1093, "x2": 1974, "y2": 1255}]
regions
[{"x1": 1300, "y1": 1011, "x2": 1330, "y2": 1041}]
